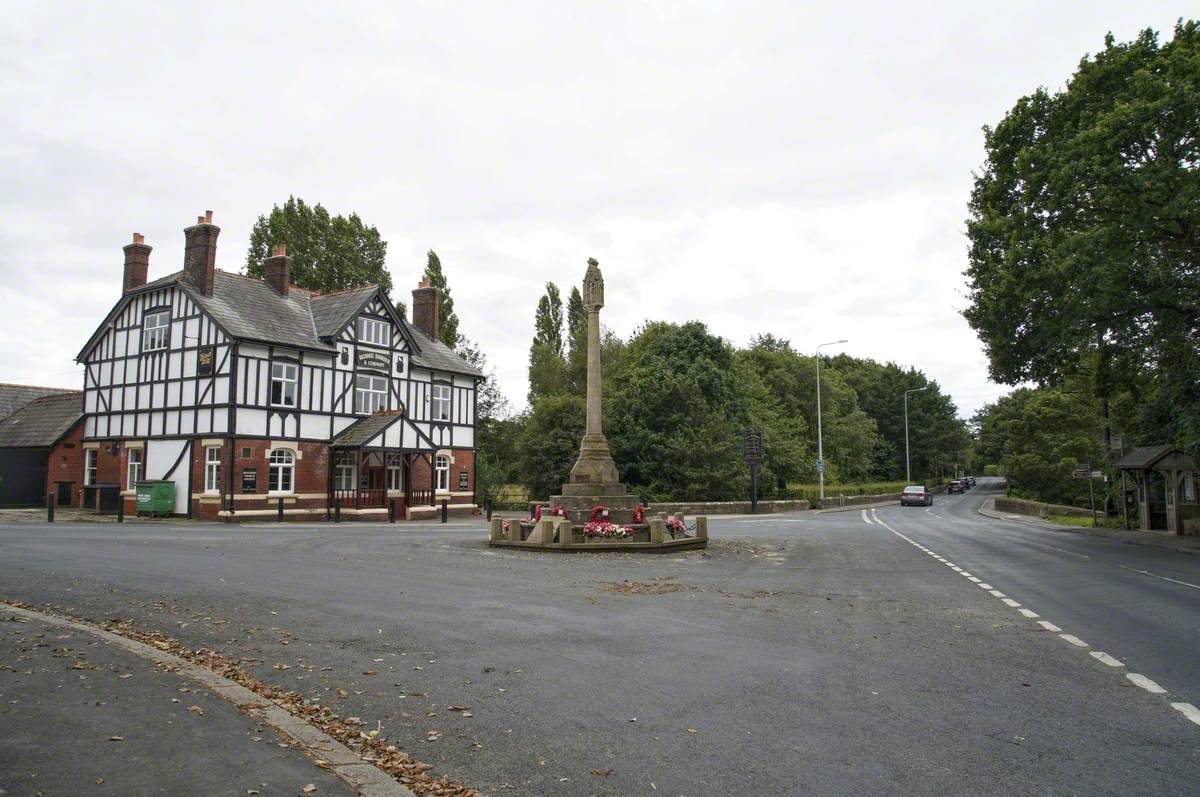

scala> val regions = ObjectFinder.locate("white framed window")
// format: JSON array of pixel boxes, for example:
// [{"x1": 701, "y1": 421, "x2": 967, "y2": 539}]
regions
[
  {"x1": 126, "y1": 448, "x2": 142, "y2": 490},
  {"x1": 387, "y1": 453, "x2": 403, "y2": 491},
  {"x1": 432, "y1": 384, "x2": 451, "y2": 422},
  {"x1": 334, "y1": 451, "x2": 355, "y2": 491},
  {"x1": 84, "y1": 449, "x2": 97, "y2": 486},
  {"x1": 357, "y1": 317, "x2": 389, "y2": 346},
  {"x1": 267, "y1": 449, "x2": 295, "y2": 493},
  {"x1": 204, "y1": 447, "x2": 221, "y2": 493},
  {"x1": 435, "y1": 454, "x2": 450, "y2": 492},
  {"x1": 355, "y1": 374, "x2": 387, "y2": 414},
  {"x1": 270, "y1": 362, "x2": 297, "y2": 407},
  {"x1": 142, "y1": 310, "x2": 170, "y2": 351}
]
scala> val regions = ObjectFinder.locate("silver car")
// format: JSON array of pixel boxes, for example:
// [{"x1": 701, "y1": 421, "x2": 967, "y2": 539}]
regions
[{"x1": 900, "y1": 485, "x2": 933, "y2": 507}]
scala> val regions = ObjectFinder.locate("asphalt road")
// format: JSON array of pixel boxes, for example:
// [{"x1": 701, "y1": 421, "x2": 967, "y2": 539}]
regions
[{"x1": 1, "y1": 484, "x2": 1197, "y2": 796}]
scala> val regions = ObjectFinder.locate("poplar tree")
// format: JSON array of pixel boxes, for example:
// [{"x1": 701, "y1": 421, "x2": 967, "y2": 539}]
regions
[
  {"x1": 422, "y1": 250, "x2": 462, "y2": 349},
  {"x1": 566, "y1": 286, "x2": 587, "y2": 395}
]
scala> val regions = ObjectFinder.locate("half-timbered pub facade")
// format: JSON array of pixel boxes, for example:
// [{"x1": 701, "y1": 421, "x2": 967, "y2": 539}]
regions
[{"x1": 69, "y1": 211, "x2": 481, "y2": 520}]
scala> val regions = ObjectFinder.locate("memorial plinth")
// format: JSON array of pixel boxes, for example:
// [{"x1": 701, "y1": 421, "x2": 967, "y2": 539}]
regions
[{"x1": 488, "y1": 258, "x2": 706, "y2": 552}]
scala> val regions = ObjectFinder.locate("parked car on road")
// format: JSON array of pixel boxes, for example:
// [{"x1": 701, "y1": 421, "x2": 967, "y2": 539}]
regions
[
  {"x1": 965, "y1": 476, "x2": 977, "y2": 487},
  {"x1": 900, "y1": 485, "x2": 933, "y2": 506},
  {"x1": 947, "y1": 480, "x2": 965, "y2": 493}
]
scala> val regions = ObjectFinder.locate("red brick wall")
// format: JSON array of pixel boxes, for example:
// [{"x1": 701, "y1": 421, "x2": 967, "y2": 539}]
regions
[
  {"x1": 410, "y1": 448, "x2": 475, "y2": 504},
  {"x1": 45, "y1": 423, "x2": 84, "y2": 507},
  {"x1": 193, "y1": 438, "x2": 330, "y2": 521}
]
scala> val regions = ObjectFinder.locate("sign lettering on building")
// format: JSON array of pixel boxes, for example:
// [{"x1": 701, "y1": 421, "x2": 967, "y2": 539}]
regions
[
  {"x1": 357, "y1": 350, "x2": 390, "y2": 372},
  {"x1": 459, "y1": 469, "x2": 469, "y2": 490},
  {"x1": 241, "y1": 468, "x2": 257, "y2": 493}
]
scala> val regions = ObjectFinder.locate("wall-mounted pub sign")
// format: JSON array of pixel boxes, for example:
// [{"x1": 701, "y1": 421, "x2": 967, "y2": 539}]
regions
[
  {"x1": 197, "y1": 345, "x2": 215, "y2": 376},
  {"x1": 241, "y1": 467, "x2": 257, "y2": 493},
  {"x1": 357, "y1": 350, "x2": 390, "y2": 372},
  {"x1": 458, "y1": 469, "x2": 469, "y2": 491}
]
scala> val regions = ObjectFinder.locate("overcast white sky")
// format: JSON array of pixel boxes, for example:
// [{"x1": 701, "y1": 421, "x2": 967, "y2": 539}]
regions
[{"x1": 0, "y1": 2, "x2": 1189, "y2": 417}]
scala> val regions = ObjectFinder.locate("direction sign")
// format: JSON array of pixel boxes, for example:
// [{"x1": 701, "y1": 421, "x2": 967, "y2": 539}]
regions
[
  {"x1": 1072, "y1": 468, "x2": 1091, "y2": 479},
  {"x1": 1090, "y1": 470, "x2": 1103, "y2": 479}
]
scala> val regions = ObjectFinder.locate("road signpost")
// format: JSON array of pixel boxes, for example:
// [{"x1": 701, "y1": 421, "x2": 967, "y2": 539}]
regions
[
  {"x1": 1074, "y1": 463, "x2": 1098, "y2": 526},
  {"x1": 742, "y1": 428, "x2": 763, "y2": 514}
]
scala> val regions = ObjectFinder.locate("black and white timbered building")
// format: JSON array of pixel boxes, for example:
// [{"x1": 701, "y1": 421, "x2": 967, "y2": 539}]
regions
[{"x1": 73, "y1": 212, "x2": 481, "y2": 520}]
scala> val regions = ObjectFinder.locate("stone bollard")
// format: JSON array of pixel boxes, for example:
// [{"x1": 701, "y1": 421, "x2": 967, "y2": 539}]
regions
[
  {"x1": 508, "y1": 517, "x2": 522, "y2": 543},
  {"x1": 490, "y1": 517, "x2": 504, "y2": 542},
  {"x1": 557, "y1": 516, "x2": 573, "y2": 548},
  {"x1": 650, "y1": 518, "x2": 665, "y2": 543},
  {"x1": 696, "y1": 516, "x2": 708, "y2": 540},
  {"x1": 526, "y1": 518, "x2": 554, "y2": 544}
]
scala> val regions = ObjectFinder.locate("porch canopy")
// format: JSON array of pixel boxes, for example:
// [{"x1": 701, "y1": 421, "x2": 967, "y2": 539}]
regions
[
  {"x1": 1113, "y1": 445, "x2": 1198, "y2": 535},
  {"x1": 330, "y1": 411, "x2": 438, "y2": 510}
]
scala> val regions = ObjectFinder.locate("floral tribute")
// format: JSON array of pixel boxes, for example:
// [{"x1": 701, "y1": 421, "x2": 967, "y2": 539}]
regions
[
  {"x1": 583, "y1": 520, "x2": 633, "y2": 538},
  {"x1": 631, "y1": 505, "x2": 646, "y2": 524},
  {"x1": 589, "y1": 505, "x2": 611, "y2": 522},
  {"x1": 664, "y1": 515, "x2": 687, "y2": 535}
]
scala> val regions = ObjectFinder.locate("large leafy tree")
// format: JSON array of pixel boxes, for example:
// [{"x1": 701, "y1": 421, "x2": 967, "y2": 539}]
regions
[
  {"x1": 246, "y1": 197, "x2": 389, "y2": 293},
  {"x1": 518, "y1": 395, "x2": 585, "y2": 501},
  {"x1": 422, "y1": 250, "x2": 462, "y2": 349},
  {"x1": 965, "y1": 22, "x2": 1200, "y2": 452}
]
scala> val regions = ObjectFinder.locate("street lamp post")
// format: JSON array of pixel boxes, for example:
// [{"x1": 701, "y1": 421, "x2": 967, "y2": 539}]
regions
[
  {"x1": 904, "y1": 386, "x2": 929, "y2": 483},
  {"x1": 815, "y1": 339, "x2": 848, "y2": 502}
]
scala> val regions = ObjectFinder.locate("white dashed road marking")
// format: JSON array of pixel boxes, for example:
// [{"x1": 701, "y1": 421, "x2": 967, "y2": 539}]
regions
[
  {"x1": 1090, "y1": 651, "x2": 1124, "y2": 667},
  {"x1": 1171, "y1": 703, "x2": 1200, "y2": 726},
  {"x1": 1038, "y1": 620, "x2": 1062, "y2": 633},
  {"x1": 1127, "y1": 673, "x2": 1167, "y2": 694},
  {"x1": 977, "y1": 583, "x2": 993, "y2": 590},
  {"x1": 989, "y1": 590, "x2": 1006, "y2": 598},
  {"x1": 1060, "y1": 634, "x2": 1089, "y2": 648},
  {"x1": 1018, "y1": 608, "x2": 1039, "y2": 619},
  {"x1": 1001, "y1": 598, "x2": 1021, "y2": 608}
]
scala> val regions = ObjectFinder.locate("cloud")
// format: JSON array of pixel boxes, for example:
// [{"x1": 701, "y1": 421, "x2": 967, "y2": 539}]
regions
[{"x1": 0, "y1": 1, "x2": 1185, "y2": 417}]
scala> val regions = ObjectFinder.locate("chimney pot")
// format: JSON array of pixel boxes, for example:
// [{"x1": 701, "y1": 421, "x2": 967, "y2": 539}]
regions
[
  {"x1": 271, "y1": 243, "x2": 287, "y2": 257},
  {"x1": 204, "y1": 210, "x2": 213, "y2": 223},
  {"x1": 132, "y1": 232, "x2": 144, "y2": 244}
]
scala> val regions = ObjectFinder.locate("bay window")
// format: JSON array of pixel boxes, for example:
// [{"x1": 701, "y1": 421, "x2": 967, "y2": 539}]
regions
[
  {"x1": 355, "y1": 374, "x2": 387, "y2": 414},
  {"x1": 267, "y1": 449, "x2": 294, "y2": 493},
  {"x1": 270, "y1": 362, "x2": 297, "y2": 407}
]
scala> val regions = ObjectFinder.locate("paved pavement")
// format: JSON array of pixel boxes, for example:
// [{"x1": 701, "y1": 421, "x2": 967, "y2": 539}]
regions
[
  {"x1": 1, "y1": 485, "x2": 1198, "y2": 796},
  {"x1": 0, "y1": 611, "x2": 351, "y2": 797}
]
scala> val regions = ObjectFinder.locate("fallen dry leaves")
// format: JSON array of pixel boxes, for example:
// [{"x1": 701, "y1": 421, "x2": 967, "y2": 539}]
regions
[
  {"x1": 4, "y1": 601, "x2": 477, "y2": 797},
  {"x1": 601, "y1": 577, "x2": 691, "y2": 596}
]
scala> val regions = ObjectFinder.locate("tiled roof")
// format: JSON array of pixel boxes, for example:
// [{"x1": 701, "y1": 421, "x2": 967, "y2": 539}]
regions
[
  {"x1": 87, "y1": 270, "x2": 482, "y2": 377},
  {"x1": 1113, "y1": 445, "x2": 1183, "y2": 470},
  {"x1": 332, "y1": 413, "x2": 406, "y2": 447},
  {"x1": 0, "y1": 384, "x2": 78, "y2": 422},
  {"x1": 409, "y1": 327, "x2": 483, "y2": 377},
  {"x1": 0, "y1": 392, "x2": 82, "y2": 448}
]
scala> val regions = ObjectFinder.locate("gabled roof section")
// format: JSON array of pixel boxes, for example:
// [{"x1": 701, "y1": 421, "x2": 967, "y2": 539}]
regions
[
  {"x1": 331, "y1": 411, "x2": 436, "y2": 450},
  {"x1": 0, "y1": 384, "x2": 77, "y2": 423},
  {"x1": 310, "y1": 285, "x2": 380, "y2": 339},
  {"x1": 0, "y1": 392, "x2": 82, "y2": 448},
  {"x1": 1113, "y1": 445, "x2": 1195, "y2": 470}
]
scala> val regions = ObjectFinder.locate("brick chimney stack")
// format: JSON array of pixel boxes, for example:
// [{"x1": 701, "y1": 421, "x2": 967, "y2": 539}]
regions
[
  {"x1": 182, "y1": 210, "x2": 219, "y2": 296},
  {"x1": 263, "y1": 244, "x2": 292, "y2": 296},
  {"x1": 122, "y1": 232, "x2": 152, "y2": 293},
  {"x1": 411, "y1": 279, "x2": 439, "y2": 341}
]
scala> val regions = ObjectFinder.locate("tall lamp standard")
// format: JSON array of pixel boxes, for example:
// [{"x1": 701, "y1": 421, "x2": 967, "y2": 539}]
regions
[
  {"x1": 815, "y1": 339, "x2": 848, "y2": 502},
  {"x1": 904, "y1": 386, "x2": 929, "y2": 483}
]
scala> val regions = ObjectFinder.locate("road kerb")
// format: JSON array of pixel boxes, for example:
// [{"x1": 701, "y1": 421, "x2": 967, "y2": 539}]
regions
[{"x1": 1, "y1": 602, "x2": 417, "y2": 797}]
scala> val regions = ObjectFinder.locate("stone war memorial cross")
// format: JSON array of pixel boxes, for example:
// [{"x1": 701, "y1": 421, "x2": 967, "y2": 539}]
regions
[{"x1": 488, "y1": 258, "x2": 708, "y2": 551}]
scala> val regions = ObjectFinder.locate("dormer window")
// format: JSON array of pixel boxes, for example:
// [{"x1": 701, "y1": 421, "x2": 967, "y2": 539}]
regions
[
  {"x1": 142, "y1": 310, "x2": 170, "y2": 351},
  {"x1": 357, "y1": 317, "x2": 389, "y2": 346}
]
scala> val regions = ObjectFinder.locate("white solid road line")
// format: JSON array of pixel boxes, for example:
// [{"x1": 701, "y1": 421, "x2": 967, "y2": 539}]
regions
[
  {"x1": 862, "y1": 510, "x2": 873, "y2": 525},
  {"x1": 1060, "y1": 634, "x2": 1089, "y2": 648},
  {"x1": 1038, "y1": 620, "x2": 1062, "y2": 632},
  {"x1": 1171, "y1": 703, "x2": 1200, "y2": 726},
  {"x1": 1116, "y1": 564, "x2": 1200, "y2": 591},
  {"x1": 1090, "y1": 651, "x2": 1124, "y2": 668},
  {"x1": 1127, "y1": 673, "x2": 1167, "y2": 694}
]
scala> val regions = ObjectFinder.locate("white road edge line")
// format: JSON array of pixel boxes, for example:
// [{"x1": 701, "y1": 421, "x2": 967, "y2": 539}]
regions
[
  {"x1": 862, "y1": 509, "x2": 873, "y2": 525},
  {"x1": 1127, "y1": 673, "x2": 1167, "y2": 694}
]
